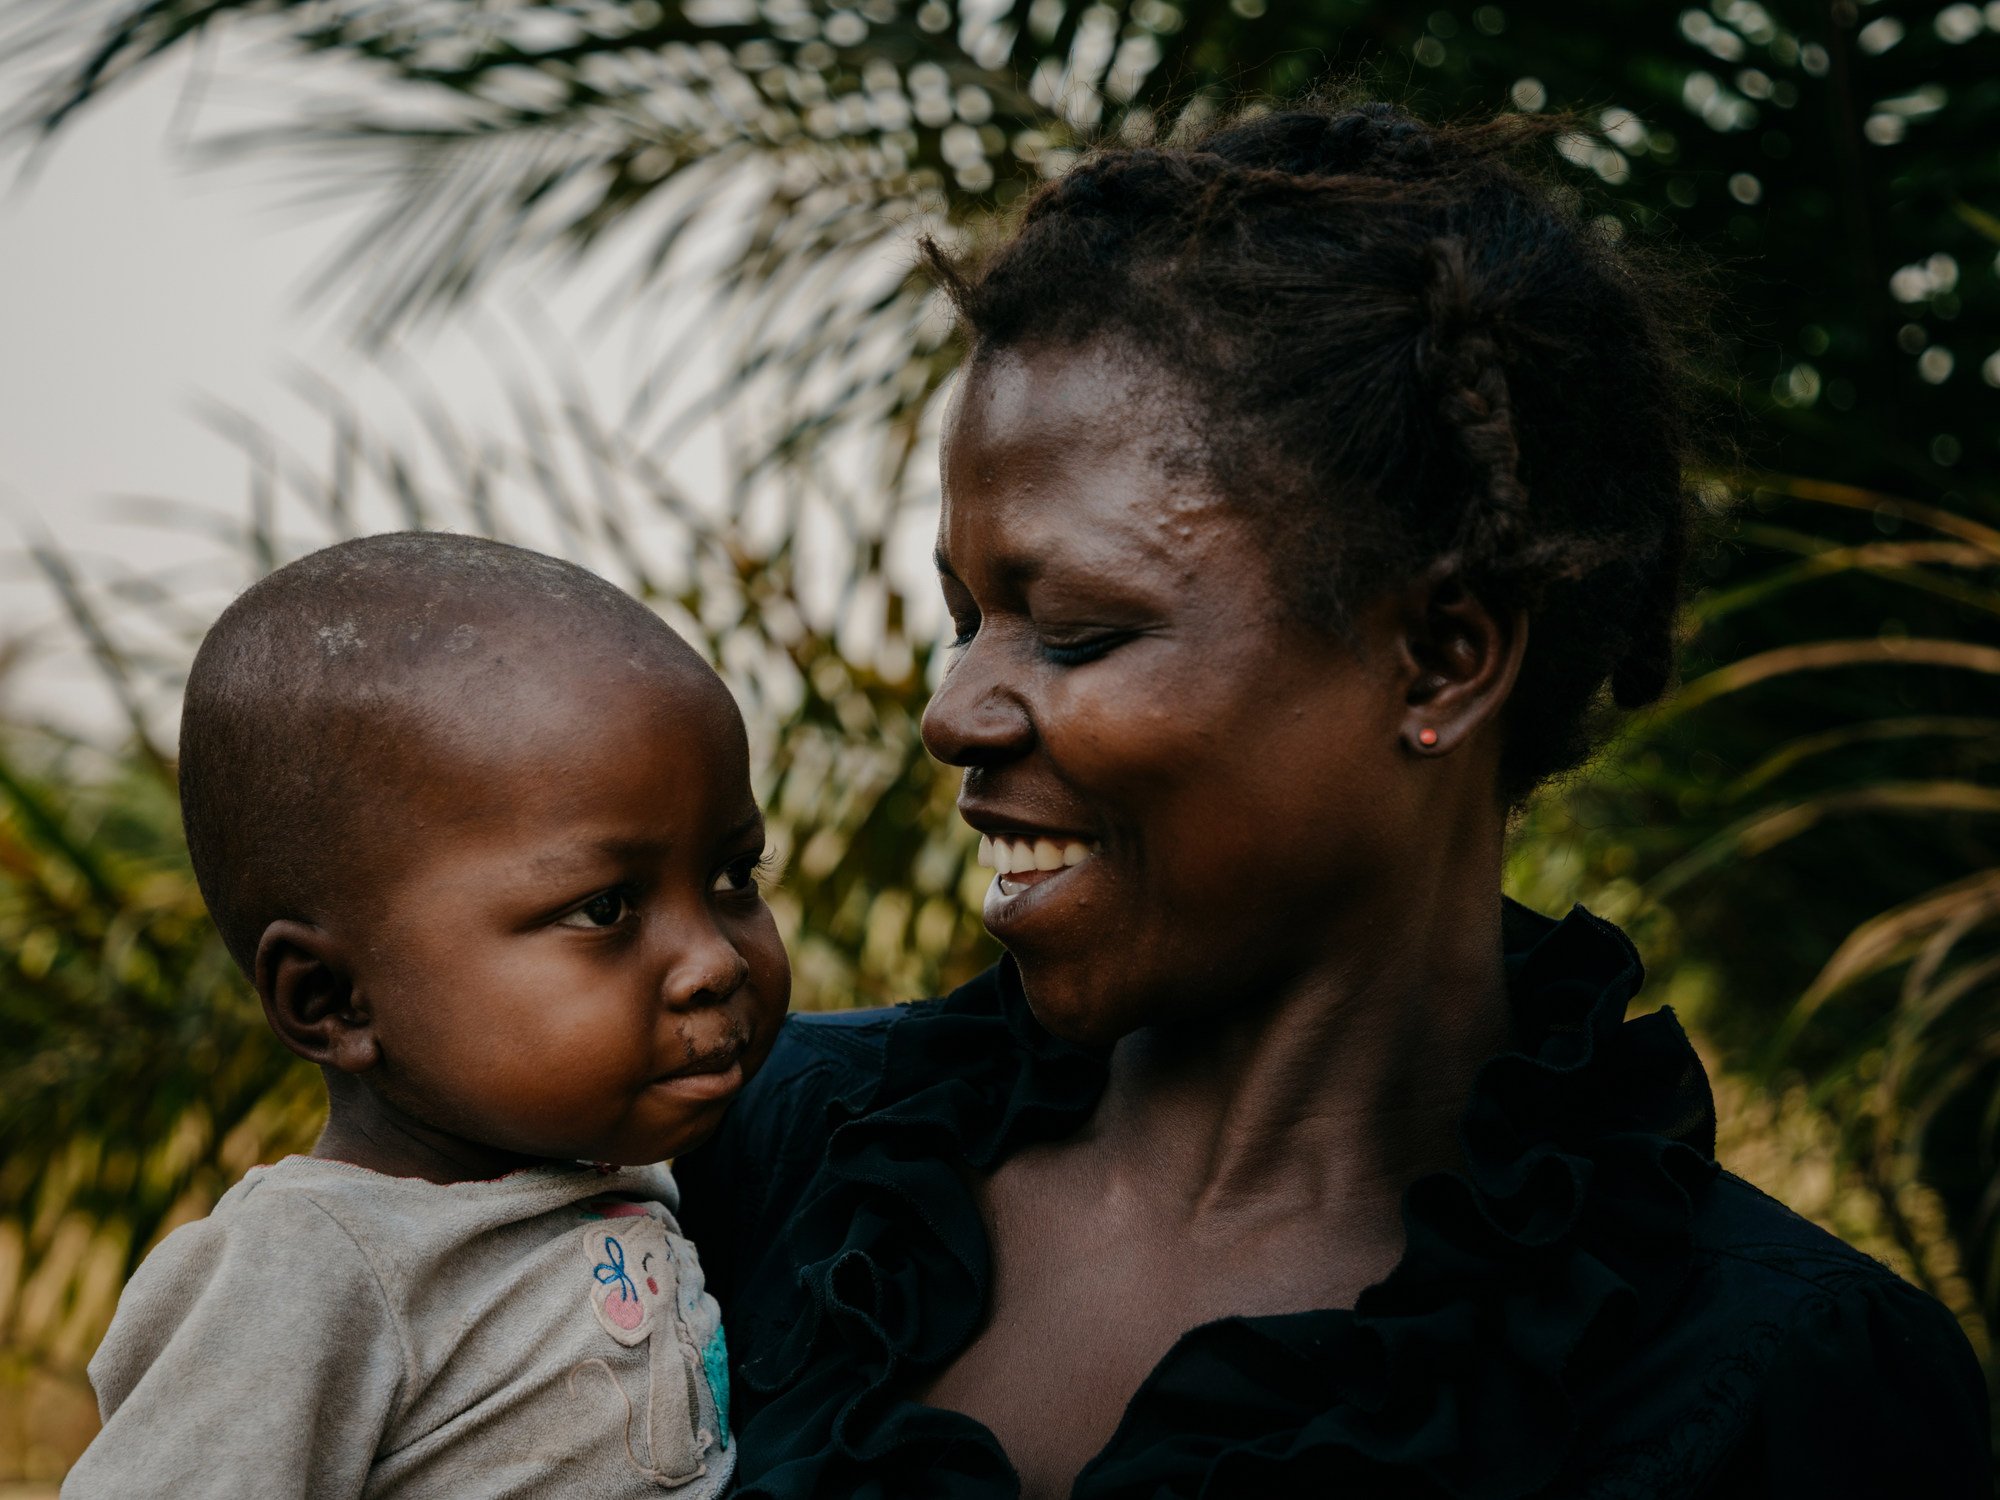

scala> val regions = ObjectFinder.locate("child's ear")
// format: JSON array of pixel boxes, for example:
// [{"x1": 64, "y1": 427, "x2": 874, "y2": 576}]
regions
[{"x1": 253, "y1": 920, "x2": 378, "y2": 1073}]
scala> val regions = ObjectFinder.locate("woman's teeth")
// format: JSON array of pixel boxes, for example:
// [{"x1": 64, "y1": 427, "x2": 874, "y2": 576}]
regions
[{"x1": 977, "y1": 834, "x2": 1092, "y2": 875}]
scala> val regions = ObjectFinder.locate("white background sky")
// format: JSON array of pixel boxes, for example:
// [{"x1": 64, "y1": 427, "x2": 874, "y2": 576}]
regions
[
  {"x1": 0, "y1": 41, "x2": 945, "y2": 741},
  {"x1": 0, "y1": 60, "x2": 345, "y2": 534},
  {"x1": 0, "y1": 47, "x2": 496, "y2": 734},
  {"x1": 0, "y1": 53, "x2": 352, "y2": 729}
]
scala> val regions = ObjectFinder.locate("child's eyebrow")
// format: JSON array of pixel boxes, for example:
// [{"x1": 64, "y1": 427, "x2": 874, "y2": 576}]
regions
[{"x1": 527, "y1": 811, "x2": 767, "y2": 878}]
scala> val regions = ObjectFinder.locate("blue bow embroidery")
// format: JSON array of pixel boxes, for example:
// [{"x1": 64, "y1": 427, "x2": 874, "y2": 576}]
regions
[{"x1": 593, "y1": 1234, "x2": 638, "y2": 1303}]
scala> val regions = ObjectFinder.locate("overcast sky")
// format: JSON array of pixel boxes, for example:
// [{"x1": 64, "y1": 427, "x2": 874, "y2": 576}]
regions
[
  {"x1": 0, "y1": 36, "x2": 946, "y2": 746},
  {"x1": 0, "y1": 62, "x2": 329, "y2": 554},
  {"x1": 0, "y1": 48, "x2": 697, "y2": 734},
  {"x1": 0, "y1": 50, "x2": 381, "y2": 731}
]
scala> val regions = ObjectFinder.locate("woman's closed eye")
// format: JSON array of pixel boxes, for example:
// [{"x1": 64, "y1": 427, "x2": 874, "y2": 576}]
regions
[
  {"x1": 1037, "y1": 628, "x2": 1133, "y2": 667},
  {"x1": 936, "y1": 568, "x2": 979, "y2": 651},
  {"x1": 557, "y1": 888, "x2": 636, "y2": 929}
]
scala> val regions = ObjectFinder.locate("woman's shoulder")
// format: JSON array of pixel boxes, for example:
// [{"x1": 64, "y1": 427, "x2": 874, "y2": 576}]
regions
[
  {"x1": 1568, "y1": 1169, "x2": 1990, "y2": 1497},
  {"x1": 747, "y1": 1001, "x2": 909, "y2": 1097},
  {"x1": 1684, "y1": 1168, "x2": 1982, "y2": 1379},
  {"x1": 1699, "y1": 1169, "x2": 1986, "y2": 1393},
  {"x1": 1690, "y1": 1168, "x2": 1947, "y2": 1297},
  {"x1": 673, "y1": 1004, "x2": 902, "y2": 1285},
  {"x1": 673, "y1": 971, "x2": 1016, "y2": 1310},
  {"x1": 716, "y1": 977, "x2": 1004, "y2": 1140}
]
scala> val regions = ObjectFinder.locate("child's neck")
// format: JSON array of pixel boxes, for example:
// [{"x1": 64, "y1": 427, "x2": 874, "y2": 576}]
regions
[{"x1": 313, "y1": 1073, "x2": 546, "y2": 1185}]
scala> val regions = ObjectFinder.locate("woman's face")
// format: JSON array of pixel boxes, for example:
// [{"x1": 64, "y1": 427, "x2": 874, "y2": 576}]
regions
[{"x1": 922, "y1": 340, "x2": 1432, "y2": 1047}]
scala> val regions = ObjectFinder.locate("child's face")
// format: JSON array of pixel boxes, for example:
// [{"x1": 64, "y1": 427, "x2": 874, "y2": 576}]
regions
[{"x1": 337, "y1": 658, "x2": 791, "y2": 1166}]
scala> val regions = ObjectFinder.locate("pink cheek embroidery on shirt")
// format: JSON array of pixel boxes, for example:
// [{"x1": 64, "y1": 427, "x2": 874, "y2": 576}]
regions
[
  {"x1": 604, "y1": 1287, "x2": 646, "y2": 1331},
  {"x1": 593, "y1": 1234, "x2": 649, "y2": 1332},
  {"x1": 647, "y1": 1276, "x2": 659, "y2": 1295}
]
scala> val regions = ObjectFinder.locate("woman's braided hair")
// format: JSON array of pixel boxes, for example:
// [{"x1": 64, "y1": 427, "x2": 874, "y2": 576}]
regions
[{"x1": 924, "y1": 100, "x2": 1704, "y2": 798}]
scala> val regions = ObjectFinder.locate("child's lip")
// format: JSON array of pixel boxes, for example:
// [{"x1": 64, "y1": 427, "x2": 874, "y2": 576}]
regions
[
  {"x1": 648, "y1": 1058, "x2": 745, "y2": 1103},
  {"x1": 650, "y1": 1037, "x2": 748, "y2": 1097},
  {"x1": 676, "y1": 1043, "x2": 742, "y2": 1075}
]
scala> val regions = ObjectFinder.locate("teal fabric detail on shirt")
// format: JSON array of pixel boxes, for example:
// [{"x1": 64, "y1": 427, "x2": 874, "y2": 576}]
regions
[{"x1": 703, "y1": 1325, "x2": 731, "y2": 1448}]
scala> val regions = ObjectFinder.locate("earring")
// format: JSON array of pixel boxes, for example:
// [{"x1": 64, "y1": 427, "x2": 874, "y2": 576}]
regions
[{"x1": 1416, "y1": 727, "x2": 1439, "y2": 748}]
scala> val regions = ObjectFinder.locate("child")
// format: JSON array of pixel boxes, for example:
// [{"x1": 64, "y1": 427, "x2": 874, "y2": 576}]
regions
[{"x1": 64, "y1": 533, "x2": 792, "y2": 1498}]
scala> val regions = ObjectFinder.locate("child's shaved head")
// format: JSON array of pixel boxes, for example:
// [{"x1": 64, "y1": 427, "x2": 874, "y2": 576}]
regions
[{"x1": 180, "y1": 532, "x2": 723, "y2": 973}]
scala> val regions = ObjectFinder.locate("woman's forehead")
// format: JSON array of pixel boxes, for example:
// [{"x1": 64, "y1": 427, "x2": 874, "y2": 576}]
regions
[
  {"x1": 939, "y1": 343, "x2": 1230, "y2": 570},
  {"x1": 947, "y1": 339, "x2": 1191, "y2": 454}
]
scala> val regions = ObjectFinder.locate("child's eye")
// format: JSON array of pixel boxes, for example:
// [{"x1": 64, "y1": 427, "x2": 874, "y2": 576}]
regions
[
  {"x1": 712, "y1": 854, "x2": 764, "y2": 896},
  {"x1": 557, "y1": 889, "x2": 634, "y2": 929}
]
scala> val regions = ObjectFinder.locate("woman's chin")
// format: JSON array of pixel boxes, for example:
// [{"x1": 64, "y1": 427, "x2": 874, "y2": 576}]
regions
[{"x1": 1012, "y1": 963, "x2": 1147, "y2": 1050}]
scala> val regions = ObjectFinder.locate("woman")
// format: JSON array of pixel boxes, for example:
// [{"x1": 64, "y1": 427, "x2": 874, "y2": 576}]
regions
[{"x1": 677, "y1": 102, "x2": 1990, "y2": 1497}]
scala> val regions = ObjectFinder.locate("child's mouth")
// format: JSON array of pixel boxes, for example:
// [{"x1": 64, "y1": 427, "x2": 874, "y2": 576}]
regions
[{"x1": 649, "y1": 1043, "x2": 747, "y2": 1103}]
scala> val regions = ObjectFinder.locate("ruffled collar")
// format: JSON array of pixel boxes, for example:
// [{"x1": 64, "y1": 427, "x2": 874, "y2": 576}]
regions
[{"x1": 734, "y1": 902, "x2": 1719, "y2": 1499}]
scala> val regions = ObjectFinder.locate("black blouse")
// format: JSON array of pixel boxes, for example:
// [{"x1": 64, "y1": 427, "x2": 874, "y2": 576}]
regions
[{"x1": 677, "y1": 903, "x2": 1991, "y2": 1497}]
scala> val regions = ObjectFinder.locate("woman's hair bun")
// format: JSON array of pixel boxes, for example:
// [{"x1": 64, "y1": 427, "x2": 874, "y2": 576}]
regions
[{"x1": 1202, "y1": 100, "x2": 1436, "y2": 178}]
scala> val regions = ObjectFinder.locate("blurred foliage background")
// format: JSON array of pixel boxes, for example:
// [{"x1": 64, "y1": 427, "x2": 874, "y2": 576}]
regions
[{"x1": 2, "y1": 0, "x2": 1998, "y2": 1479}]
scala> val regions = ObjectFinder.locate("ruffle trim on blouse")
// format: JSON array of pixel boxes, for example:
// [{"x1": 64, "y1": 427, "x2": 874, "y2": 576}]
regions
[{"x1": 733, "y1": 904, "x2": 1719, "y2": 1500}]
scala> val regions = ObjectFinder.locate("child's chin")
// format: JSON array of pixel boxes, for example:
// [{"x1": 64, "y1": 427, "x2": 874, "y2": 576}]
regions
[
  {"x1": 545, "y1": 1066, "x2": 751, "y2": 1165},
  {"x1": 594, "y1": 1113, "x2": 732, "y2": 1167}
]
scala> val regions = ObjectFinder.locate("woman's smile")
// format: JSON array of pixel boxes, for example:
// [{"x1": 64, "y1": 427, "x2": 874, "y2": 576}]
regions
[
  {"x1": 977, "y1": 833, "x2": 1097, "y2": 923},
  {"x1": 964, "y1": 813, "x2": 1100, "y2": 929},
  {"x1": 977, "y1": 833, "x2": 1094, "y2": 878}
]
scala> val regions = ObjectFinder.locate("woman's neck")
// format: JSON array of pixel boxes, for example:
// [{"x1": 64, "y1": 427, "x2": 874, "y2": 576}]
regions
[{"x1": 1085, "y1": 862, "x2": 1513, "y2": 1237}]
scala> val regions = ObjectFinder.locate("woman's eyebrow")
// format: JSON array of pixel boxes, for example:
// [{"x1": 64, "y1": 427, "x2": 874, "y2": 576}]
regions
[{"x1": 934, "y1": 545, "x2": 1046, "y2": 590}]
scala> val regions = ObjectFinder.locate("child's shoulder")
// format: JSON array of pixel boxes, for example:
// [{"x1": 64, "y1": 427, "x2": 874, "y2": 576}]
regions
[
  {"x1": 78, "y1": 1156, "x2": 727, "y2": 1498},
  {"x1": 122, "y1": 1157, "x2": 406, "y2": 1303},
  {"x1": 192, "y1": 1158, "x2": 680, "y2": 1289},
  {"x1": 123, "y1": 1155, "x2": 633, "y2": 1317},
  {"x1": 138, "y1": 1157, "x2": 384, "y2": 1283},
  {"x1": 87, "y1": 1159, "x2": 409, "y2": 1426},
  {"x1": 92, "y1": 1158, "x2": 678, "y2": 1409},
  {"x1": 171, "y1": 1156, "x2": 406, "y2": 1274}
]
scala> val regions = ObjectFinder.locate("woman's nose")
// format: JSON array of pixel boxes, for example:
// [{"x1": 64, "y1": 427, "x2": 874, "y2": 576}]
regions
[
  {"x1": 920, "y1": 634, "x2": 1035, "y2": 768},
  {"x1": 661, "y1": 918, "x2": 750, "y2": 1011}
]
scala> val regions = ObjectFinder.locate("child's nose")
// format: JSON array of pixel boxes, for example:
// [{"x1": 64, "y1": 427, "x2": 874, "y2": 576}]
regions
[{"x1": 661, "y1": 921, "x2": 750, "y2": 1011}]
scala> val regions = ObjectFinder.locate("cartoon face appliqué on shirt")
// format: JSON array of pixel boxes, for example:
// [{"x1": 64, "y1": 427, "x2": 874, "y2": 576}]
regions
[{"x1": 573, "y1": 1201, "x2": 727, "y2": 1488}]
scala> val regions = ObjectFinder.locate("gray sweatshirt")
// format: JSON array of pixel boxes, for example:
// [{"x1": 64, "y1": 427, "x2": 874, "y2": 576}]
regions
[{"x1": 64, "y1": 1156, "x2": 734, "y2": 1499}]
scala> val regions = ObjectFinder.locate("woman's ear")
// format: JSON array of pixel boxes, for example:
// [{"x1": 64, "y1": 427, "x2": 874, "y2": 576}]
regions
[
  {"x1": 254, "y1": 920, "x2": 378, "y2": 1073},
  {"x1": 1395, "y1": 563, "x2": 1528, "y2": 756}
]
